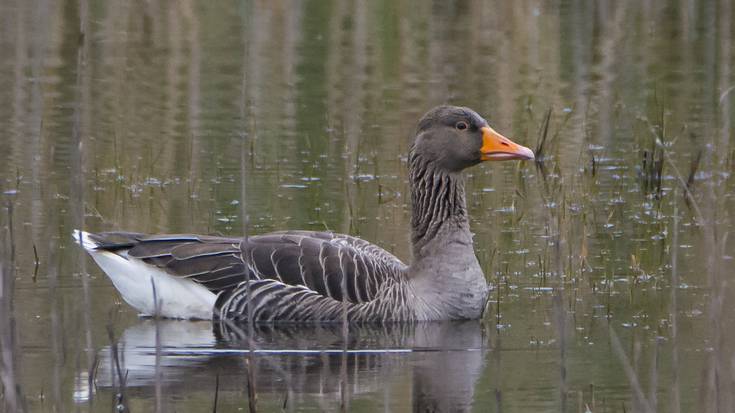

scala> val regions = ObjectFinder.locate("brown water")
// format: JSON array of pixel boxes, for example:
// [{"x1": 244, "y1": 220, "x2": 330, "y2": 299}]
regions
[{"x1": 1, "y1": 1, "x2": 734, "y2": 412}]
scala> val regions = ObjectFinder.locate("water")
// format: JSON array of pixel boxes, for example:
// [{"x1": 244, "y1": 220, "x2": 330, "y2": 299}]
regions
[{"x1": 1, "y1": 1, "x2": 734, "y2": 412}]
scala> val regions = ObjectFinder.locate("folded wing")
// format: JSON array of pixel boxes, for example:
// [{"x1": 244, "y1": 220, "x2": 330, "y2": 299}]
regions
[{"x1": 88, "y1": 230, "x2": 407, "y2": 307}]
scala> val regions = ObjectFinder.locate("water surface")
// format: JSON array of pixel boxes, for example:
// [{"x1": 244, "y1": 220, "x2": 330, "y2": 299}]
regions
[{"x1": 1, "y1": 1, "x2": 734, "y2": 412}]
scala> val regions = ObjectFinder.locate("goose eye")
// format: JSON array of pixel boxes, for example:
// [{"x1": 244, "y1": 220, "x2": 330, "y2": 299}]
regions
[{"x1": 455, "y1": 121, "x2": 468, "y2": 131}]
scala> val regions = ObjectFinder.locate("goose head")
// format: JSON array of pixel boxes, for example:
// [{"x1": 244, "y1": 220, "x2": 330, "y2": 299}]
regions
[{"x1": 411, "y1": 105, "x2": 534, "y2": 172}]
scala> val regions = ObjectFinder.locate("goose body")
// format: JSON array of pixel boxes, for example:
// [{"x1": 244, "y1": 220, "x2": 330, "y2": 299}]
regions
[{"x1": 75, "y1": 106, "x2": 534, "y2": 322}]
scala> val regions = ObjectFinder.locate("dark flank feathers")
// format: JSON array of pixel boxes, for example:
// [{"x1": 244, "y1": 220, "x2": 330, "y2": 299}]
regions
[{"x1": 86, "y1": 230, "x2": 407, "y2": 320}]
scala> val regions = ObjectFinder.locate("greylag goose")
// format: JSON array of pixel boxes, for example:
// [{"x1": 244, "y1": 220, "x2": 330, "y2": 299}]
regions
[{"x1": 74, "y1": 106, "x2": 534, "y2": 322}]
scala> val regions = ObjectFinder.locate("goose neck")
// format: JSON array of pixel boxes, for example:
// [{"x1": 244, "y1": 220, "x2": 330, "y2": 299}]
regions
[{"x1": 408, "y1": 154, "x2": 469, "y2": 259}]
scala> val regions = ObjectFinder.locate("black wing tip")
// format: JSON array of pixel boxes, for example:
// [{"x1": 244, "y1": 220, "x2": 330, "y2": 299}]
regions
[{"x1": 72, "y1": 230, "x2": 145, "y2": 251}]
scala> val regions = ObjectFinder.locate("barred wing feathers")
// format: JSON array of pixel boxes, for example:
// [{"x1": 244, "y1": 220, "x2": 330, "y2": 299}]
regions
[
  {"x1": 243, "y1": 231, "x2": 406, "y2": 303},
  {"x1": 86, "y1": 230, "x2": 407, "y2": 317}
]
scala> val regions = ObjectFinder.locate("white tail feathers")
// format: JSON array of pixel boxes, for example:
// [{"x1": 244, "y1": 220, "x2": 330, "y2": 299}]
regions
[
  {"x1": 72, "y1": 229, "x2": 100, "y2": 251},
  {"x1": 72, "y1": 229, "x2": 216, "y2": 319}
]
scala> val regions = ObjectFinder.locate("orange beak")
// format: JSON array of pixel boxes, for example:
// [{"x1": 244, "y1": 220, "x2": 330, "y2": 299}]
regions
[{"x1": 480, "y1": 126, "x2": 535, "y2": 161}]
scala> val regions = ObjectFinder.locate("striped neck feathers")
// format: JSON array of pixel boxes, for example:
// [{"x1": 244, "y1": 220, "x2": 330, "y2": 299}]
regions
[{"x1": 408, "y1": 151, "x2": 469, "y2": 257}]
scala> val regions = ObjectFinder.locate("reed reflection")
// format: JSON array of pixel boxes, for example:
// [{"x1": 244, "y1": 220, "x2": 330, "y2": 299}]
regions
[{"x1": 87, "y1": 320, "x2": 486, "y2": 411}]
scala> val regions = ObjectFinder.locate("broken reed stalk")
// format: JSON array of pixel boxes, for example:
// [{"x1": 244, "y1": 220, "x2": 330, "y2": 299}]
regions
[
  {"x1": 535, "y1": 108, "x2": 552, "y2": 161},
  {"x1": 32, "y1": 243, "x2": 39, "y2": 278},
  {"x1": 608, "y1": 326, "x2": 654, "y2": 413},
  {"x1": 46, "y1": 219, "x2": 63, "y2": 409},
  {"x1": 106, "y1": 324, "x2": 128, "y2": 413},
  {"x1": 686, "y1": 149, "x2": 702, "y2": 191},
  {"x1": 238, "y1": 34, "x2": 257, "y2": 408},
  {"x1": 553, "y1": 292, "x2": 567, "y2": 412},
  {"x1": 218, "y1": 319, "x2": 298, "y2": 411},
  {"x1": 246, "y1": 363, "x2": 257, "y2": 413},
  {"x1": 495, "y1": 270, "x2": 501, "y2": 329},
  {"x1": 669, "y1": 194, "x2": 681, "y2": 413},
  {"x1": 535, "y1": 106, "x2": 574, "y2": 166},
  {"x1": 241, "y1": 95, "x2": 257, "y2": 413},
  {"x1": 641, "y1": 119, "x2": 704, "y2": 224},
  {"x1": 339, "y1": 340, "x2": 349, "y2": 413},
  {"x1": 152, "y1": 279, "x2": 163, "y2": 413},
  {"x1": 212, "y1": 373, "x2": 220, "y2": 413},
  {"x1": 640, "y1": 131, "x2": 665, "y2": 198},
  {"x1": 648, "y1": 337, "x2": 660, "y2": 412},
  {"x1": 0, "y1": 212, "x2": 26, "y2": 413},
  {"x1": 684, "y1": 149, "x2": 702, "y2": 210},
  {"x1": 88, "y1": 354, "x2": 99, "y2": 406},
  {"x1": 340, "y1": 225, "x2": 350, "y2": 413},
  {"x1": 71, "y1": 0, "x2": 97, "y2": 401},
  {"x1": 7, "y1": 201, "x2": 15, "y2": 267}
]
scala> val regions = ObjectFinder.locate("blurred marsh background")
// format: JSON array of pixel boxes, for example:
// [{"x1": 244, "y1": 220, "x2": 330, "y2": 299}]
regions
[{"x1": 0, "y1": 0, "x2": 734, "y2": 412}]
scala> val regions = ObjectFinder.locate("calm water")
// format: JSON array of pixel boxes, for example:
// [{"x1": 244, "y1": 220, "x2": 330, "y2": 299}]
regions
[{"x1": 1, "y1": 1, "x2": 734, "y2": 412}]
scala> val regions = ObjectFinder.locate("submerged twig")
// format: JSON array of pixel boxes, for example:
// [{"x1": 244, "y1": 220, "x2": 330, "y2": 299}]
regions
[
  {"x1": 32, "y1": 243, "x2": 40, "y2": 281},
  {"x1": 106, "y1": 324, "x2": 128, "y2": 413},
  {"x1": 212, "y1": 373, "x2": 219, "y2": 413}
]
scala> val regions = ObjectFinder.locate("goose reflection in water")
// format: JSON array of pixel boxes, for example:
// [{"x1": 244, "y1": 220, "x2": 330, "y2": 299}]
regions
[{"x1": 80, "y1": 320, "x2": 487, "y2": 412}]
